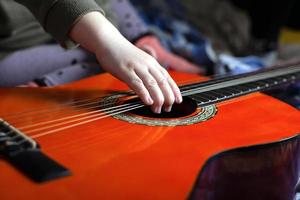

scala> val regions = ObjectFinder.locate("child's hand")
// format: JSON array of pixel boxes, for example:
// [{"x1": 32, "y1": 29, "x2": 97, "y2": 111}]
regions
[{"x1": 70, "y1": 12, "x2": 182, "y2": 113}]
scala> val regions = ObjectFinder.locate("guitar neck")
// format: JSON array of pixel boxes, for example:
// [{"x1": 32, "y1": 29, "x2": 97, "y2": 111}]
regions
[{"x1": 181, "y1": 61, "x2": 300, "y2": 106}]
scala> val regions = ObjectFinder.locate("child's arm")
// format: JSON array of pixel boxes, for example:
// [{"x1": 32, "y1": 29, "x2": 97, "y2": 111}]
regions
[
  {"x1": 15, "y1": 0, "x2": 182, "y2": 113},
  {"x1": 69, "y1": 12, "x2": 182, "y2": 113}
]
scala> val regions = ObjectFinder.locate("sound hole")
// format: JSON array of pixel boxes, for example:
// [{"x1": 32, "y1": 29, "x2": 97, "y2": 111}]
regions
[{"x1": 126, "y1": 97, "x2": 198, "y2": 119}]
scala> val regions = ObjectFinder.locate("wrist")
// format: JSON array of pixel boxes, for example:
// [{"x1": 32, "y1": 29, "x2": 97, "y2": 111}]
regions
[{"x1": 69, "y1": 11, "x2": 122, "y2": 55}]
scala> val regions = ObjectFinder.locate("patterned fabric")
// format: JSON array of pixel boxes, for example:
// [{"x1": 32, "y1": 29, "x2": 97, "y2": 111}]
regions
[
  {"x1": 0, "y1": 44, "x2": 99, "y2": 86},
  {"x1": 130, "y1": 0, "x2": 216, "y2": 73}
]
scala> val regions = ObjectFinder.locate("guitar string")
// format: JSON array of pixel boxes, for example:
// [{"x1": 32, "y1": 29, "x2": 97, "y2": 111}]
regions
[
  {"x1": 15, "y1": 64, "x2": 300, "y2": 136},
  {"x1": 1, "y1": 77, "x2": 206, "y2": 120},
  {"x1": 23, "y1": 82, "x2": 294, "y2": 139},
  {"x1": 19, "y1": 102, "x2": 144, "y2": 130},
  {"x1": 11, "y1": 85, "x2": 224, "y2": 131},
  {"x1": 7, "y1": 96, "x2": 132, "y2": 126},
  {"x1": 3, "y1": 59, "x2": 300, "y2": 119},
  {"x1": 1, "y1": 61, "x2": 295, "y2": 120},
  {"x1": 24, "y1": 88, "x2": 201, "y2": 136},
  {"x1": 11, "y1": 59, "x2": 281, "y2": 120},
  {"x1": 21, "y1": 88, "x2": 196, "y2": 134},
  {"x1": 2, "y1": 95, "x2": 106, "y2": 118},
  {"x1": 30, "y1": 103, "x2": 145, "y2": 138},
  {"x1": 5, "y1": 62, "x2": 300, "y2": 132},
  {"x1": 181, "y1": 65, "x2": 300, "y2": 97},
  {"x1": 26, "y1": 75, "x2": 284, "y2": 139},
  {"x1": 3, "y1": 76, "x2": 214, "y2": 126},
  {"x1": 0, "y1": 67, "x2": 286, "y2": 122}
]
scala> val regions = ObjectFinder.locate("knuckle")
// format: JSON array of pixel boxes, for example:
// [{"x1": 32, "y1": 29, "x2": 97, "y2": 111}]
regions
[
  {"x1": 145, "y1": 56, "x2": 156, "y2": 63},
  {"x1": 156, "y1": 76, "x2": 167, "y2": 85},
  {"x1": 165, "y1": 95, "x2": 175, "y2": 106},
  {"x1": 136, "y1": 89, "x2": 147, "y2": 97},
  {"x1": 126, "y1": 61, "x2": 136, "y2": 71},
  {"x1": 145, "y1": 78, "x2": 157, "y2": 87},
  {"x1": 161, "y1": 68, "x2": 171, "y2": 78},
  {"x1": 130, "y1": 78, "x2": 143, "y2": 87},
  {"x1": 155, "y1": 97, "x2": 164, "y2": 106},
  {"x1": 160, "y1": 68, "x2": 169, "y2": 75},
  {"x1": 146, "y1": 57, "x2": 159, "y2": 68}
]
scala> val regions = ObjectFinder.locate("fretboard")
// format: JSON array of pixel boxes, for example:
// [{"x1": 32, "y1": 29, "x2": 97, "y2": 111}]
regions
[{"x1": 181, "y1": 61, "x2": 300, "y2": 106}]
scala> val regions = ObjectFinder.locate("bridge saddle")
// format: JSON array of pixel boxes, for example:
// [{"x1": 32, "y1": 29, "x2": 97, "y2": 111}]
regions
[{"x1": 0, "y1": 119, "x2": 37, "y2": 156}]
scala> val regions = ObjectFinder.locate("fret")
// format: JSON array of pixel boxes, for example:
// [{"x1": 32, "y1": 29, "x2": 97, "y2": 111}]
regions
[
  {"x1": 256, "y1": 80, "x2": 269, "y2": 85},
  {"x1": 216, "y1": 88, "x2": 235, "y2": 96},
  {"x1": 234, "y1": 85, "x2": 253, "y2": 92},
  {"x1": 225, "y1": 87, "x2": 241, "y2": 94},
  {"x1": 198, "y1": 93, "x2": 219, "y2": 101},
  {"x1": 191, "y1": 94, "x2": 211, "y2": 103},
  {"x1": 208, "y1": 90, "x2": 227, "y2": 98},
  {"x1": 264, "y1": 76, "x2": 287, "y2": 86},
  {"x1": 276, "y1": 75, "x2": 294, "y2": 83},
  {"x1": 271, "y1": 77, "x2": 281, "y2": 85},
  {"x1": 225, "y1": 86, "x2": 251, "y2": 96},
  {"x1": 233, "y1": 86, "x2": 246, "y2": 93},
  {"x1": 261, "y1": 78, "x2": 278, "y2": 86},
  {"x1": 203, "y1": 91, "x2": 223, "y2": 99},
  {"x1": 252, "y1": 81, "x2": 269, "y2": 87},
  {"x1": 244, "y1": 82, "x2": 262, "y2": 89},
  {"x1": 241, "y1": 82, "x2": 258, "y2": 88}
]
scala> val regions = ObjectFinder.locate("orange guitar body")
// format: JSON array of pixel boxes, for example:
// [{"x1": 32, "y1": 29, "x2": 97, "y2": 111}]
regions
[{"x1": 0, "y1": 72, "x2": 300, "y2": 199}]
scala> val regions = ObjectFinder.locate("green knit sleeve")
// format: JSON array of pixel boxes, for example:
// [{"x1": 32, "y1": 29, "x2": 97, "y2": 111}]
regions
[{"x1": 15, "y1": 0, "x2": 105, "y2": 48}]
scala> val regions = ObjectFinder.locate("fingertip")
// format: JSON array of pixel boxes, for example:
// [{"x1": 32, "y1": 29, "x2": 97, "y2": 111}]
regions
[
  {"x1": 152, "y1": 106, "x2": 161, "y2": 114},
  {"x1": 164, "y1": 105, "x2": 172, "y2": 112},
  {"x1": 146, "y1": 97, "x2": 154, "y2": 105},
  {"x1": 176, "y1": 95, "x2": 183, "y2": 104}
]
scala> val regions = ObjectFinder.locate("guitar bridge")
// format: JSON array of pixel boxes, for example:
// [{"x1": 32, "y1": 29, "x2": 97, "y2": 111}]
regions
[
  {"x1": 0, "y1": 119, "x2": 37, "y2": 156},
  {"x1": 0, "y1": 118, "x2": 71, "y2": 183}
]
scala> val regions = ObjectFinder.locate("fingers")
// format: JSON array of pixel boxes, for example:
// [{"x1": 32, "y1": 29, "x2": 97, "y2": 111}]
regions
[
  {"x1": 134, "y1": 62, "x2": 182, "y2": 114},
  {"x1": 134, "y1": 68, "x2": 165, "y2": 113},
  {"x1": 148, "y1": 68, "x2": 175, "y2": 113},
  {"x1": 126, "y1": 72, "x2": 154, "y2": 106},
  {"x1": 159, "y1": 68, "x2": 182, "y2": 104}
]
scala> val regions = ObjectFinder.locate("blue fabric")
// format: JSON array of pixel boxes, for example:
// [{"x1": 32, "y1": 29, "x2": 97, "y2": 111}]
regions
[
  {"x1": 130, "y1": 0, "x2": 215, "y2": 69},
  {"x1": 216, "y1": 54, "x2": 265, "y2": 75}
]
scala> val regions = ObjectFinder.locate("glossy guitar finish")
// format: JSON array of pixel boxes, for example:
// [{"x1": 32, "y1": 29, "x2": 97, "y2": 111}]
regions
[{"x1": 0, "y1": 72, "x2": 300, "y2": 200}]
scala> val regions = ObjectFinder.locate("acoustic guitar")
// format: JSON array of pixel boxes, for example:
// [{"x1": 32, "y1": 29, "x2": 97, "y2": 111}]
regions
[{"x1": 0, "y1": 61, "x2": 300, "y2": 200}]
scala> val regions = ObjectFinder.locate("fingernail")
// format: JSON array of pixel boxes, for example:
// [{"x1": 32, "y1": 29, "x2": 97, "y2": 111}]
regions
[
  {"x1": 176, "y1": 96, "x2": 183, "y2": 103},
  {"x1": 164, "y1": 106, "x2": 172, "y2": 112},
  {"x1": 146, "y1": 97, "x2": 153, "y2": 105},
  {"x1": 155, "y1": 107, "x2": 161, "y2": 114}
]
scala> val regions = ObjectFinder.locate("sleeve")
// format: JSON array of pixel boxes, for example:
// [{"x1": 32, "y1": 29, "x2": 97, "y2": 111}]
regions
[{"x1": 15, "y1": 0, "x2": 105, "y2": 48}]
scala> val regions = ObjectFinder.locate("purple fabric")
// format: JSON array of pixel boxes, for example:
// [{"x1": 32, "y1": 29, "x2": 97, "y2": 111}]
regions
[
  {"x1": 0, "y1": 44, "x2": 98, "y2": 87},
  {"x1": 40, "y1": 63, "x2": 103, "y2": 86},
  {"x1": 111, "y1": 0, "x2": 149, "y2": 41}
]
